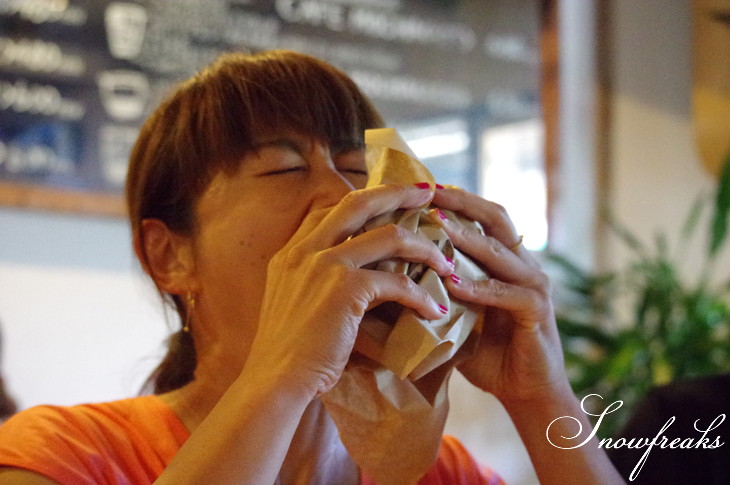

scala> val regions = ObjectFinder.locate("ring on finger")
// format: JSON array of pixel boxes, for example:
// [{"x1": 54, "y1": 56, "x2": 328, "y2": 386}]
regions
[{"x1": 508, "y1": 235, "x2": 524, "y2": 252}]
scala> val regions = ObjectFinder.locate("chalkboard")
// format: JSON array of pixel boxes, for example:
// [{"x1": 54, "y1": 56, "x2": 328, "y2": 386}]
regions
[{"x1": 0, "y1": 0, "x2": 541, "y2": 216}]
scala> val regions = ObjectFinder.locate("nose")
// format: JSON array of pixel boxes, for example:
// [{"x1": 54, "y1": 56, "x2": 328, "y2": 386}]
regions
[{"x1": 309, "y1": 166, "x2": 356, "y2": 210}]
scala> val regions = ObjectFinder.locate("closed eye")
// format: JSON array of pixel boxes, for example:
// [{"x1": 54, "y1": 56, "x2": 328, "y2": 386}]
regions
[
  {"x1": 262, "y1": 166, "x2": 306, "y2": 176},
  {"x1": 334, "y1": 145, "x2": 367, "y2": 179},
  {"x1": 339, "y1": 168, "x2": 368, "y2": 176}
]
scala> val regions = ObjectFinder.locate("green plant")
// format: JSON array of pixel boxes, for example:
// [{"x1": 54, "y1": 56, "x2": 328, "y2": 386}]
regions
[{"x1": 548, "y1": 155, "x2": 730, "y2": 438}]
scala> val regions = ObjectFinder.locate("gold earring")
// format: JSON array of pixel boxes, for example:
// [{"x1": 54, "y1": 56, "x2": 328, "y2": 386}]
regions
[{"x1": 183, "y1": 291, "x2": 195, "y2": 333}]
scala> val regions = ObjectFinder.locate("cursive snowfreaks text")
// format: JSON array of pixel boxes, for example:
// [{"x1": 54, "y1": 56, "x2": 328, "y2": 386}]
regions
[{"x1": 545, "y1": 394, "x2": 725, "y2": 481}]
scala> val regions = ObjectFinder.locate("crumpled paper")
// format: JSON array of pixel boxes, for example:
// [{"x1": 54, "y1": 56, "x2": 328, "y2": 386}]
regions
[{"x1": 320, "y1": 128, "x2": 489, "y2": 485}]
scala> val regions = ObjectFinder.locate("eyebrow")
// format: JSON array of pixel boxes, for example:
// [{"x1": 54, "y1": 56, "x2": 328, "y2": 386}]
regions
[
  {"x1": 330, "y1": 139, "x2": 365, "y2": 154},
  {"x1": 251, "y1": 138, "x2": 306, "y2": 154},
  {"x1": 252, "y1": 137, "x2": 365, "y2": 155}
]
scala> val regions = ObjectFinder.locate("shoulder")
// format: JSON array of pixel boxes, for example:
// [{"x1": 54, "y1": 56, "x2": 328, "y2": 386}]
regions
[
  {"x1": 0, "y1": 396, "x2": 187, "y2": 485},
  {"x1": 0, "y1": 395, "x2": 184, "y2": 446},
  {"x1": 0, "y1": 400, "x2": 127, "y2": 485},
  {"x1": 0, "y1": 401, "x2": 92, "y2": 446},
  {"x1": 419, "y1": 435, "x2": 504, "y2": 485}
]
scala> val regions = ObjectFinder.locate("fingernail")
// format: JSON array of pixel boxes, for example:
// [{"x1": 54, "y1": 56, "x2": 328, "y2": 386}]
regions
[
  {"x1": 445, "y1": 256, "x2": 455, "y2": 268},
  {"x1": 450, "y1": 274, "x2": 462, "y2": 285},
  {"x1": 414, "y1": 182, "x2": 431, "y2": 189},
  {"x1": 435, "y1": 184, "x2": 445, "y2": 190},
  {"x1": 438, "y1": 304, "x2": 448, "y2": 314},
  {"x1": 436, "y1": 208, "x2": 448, "y2": 220}
]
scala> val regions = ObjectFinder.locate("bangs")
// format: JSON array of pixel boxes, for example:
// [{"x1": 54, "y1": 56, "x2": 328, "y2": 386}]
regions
[{"x1": 199, "y1": 50, "x2": 383, "y2": 172}]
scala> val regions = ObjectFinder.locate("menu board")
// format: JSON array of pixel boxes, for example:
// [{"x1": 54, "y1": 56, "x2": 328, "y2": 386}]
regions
[{"x1": 0, "y1": 0, "x2": 540, "y2": 204}]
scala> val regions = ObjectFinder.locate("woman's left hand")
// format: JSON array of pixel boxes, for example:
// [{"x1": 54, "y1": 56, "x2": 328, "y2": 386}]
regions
[{"x1": 429, "y1": 186, "x2": 567, "y2": 405}]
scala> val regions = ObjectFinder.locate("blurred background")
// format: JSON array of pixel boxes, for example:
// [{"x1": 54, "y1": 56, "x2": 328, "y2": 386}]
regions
[{"x1": 1, "y1": 1, "x2": 729, "y2": 484}]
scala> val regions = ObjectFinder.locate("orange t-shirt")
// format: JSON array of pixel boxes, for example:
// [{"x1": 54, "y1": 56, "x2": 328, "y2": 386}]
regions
[{"x1": 0, "y1": 396, "x2": 503, "y2": 484}]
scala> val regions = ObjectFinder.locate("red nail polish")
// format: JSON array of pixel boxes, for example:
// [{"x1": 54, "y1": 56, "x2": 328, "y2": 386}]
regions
[
  {"x1": 435, "y1": 184, "x2": 445, "y2": 190},
  {"x1": 450, "y1": 274, "x2": 462, "y2": 284},
  {"x1": 445, "y1": 256, "x2": 455, "y2": 267},
  {"x1": 414, "y1": 182, "x2": 431, "y2": 189},
  {"x1": 437, "y1": 208, "x2": 448, "y2": 220},
  {"x1": 438, "y1": 304, "x2": 448, "y2": 314}
]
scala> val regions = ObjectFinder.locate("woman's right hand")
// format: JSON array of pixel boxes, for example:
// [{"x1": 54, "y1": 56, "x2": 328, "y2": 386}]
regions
[{"x1": 246, "y1": 183, "x2": 454, "y2": 397}]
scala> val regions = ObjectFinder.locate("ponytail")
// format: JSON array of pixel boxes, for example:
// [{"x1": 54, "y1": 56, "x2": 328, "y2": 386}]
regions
[{"x1": 142, "y1": 329, "x2": 196, "y2": 394}]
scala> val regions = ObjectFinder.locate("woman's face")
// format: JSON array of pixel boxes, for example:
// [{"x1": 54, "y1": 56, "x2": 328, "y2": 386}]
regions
[{"x1": 187, "y1": 131, "x2": 368, "y2": 364}]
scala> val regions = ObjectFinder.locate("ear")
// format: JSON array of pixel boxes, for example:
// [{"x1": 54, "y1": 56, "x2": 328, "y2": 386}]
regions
[{"x1": 136, "y1": 219, "x2": 197, "y2": 295}]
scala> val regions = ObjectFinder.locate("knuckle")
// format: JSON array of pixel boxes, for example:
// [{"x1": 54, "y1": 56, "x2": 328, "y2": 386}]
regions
[
  {"x1": 524, "y1": 276, "x2": 552, "y2": 313},
  {"x1": 304, "y1": 206, "x2": 329, "y2": 222},
  {"x1": 528, "y1": 293, "x2": 551, "y2": 316},
  {"x1": 311, "y1": 248, "x2": 335, "y2": 267},
  {"x1": 450, "y1": 219, "x2": 471, "y2": 244},
  {"x1": 338, "y1": 190, "x2": 364, "y2": 211},
  {"x1": 411, "y1": 282, "x2": 431, "y2": 306},
  {"x1": 394, "y1": 272, "x2": 416, "y2": 292},
  {"x1": 486, "y1": 235, "x2": 505, "y2": 255},
  {"x1": 532, "y1": 270, "x2": 551, "y2": 292},
  {"x1": 484, "y1": 278, "x2": 508, "y2": 297},
  {"x1": 381, "y1": 222, "x2": 408, "y2": 242},
  {"x1": 491, "y1": 202, "x2": 509, "y2": 220},
  {"x1": 284, "y1": 245, "x2": 309, "y2": 266},
  {"x1": 267, "y1": 251, "x2": 285, "y2": 270},
  {"x1": 523, "y1": 269, "x2": 551, "y2": 297},
  {"x1": 384, "y1": 182, "x2": 409, "y2": 198},
  {"x1": 333, "y1": 262, "x2": 357, "y2": 284}
]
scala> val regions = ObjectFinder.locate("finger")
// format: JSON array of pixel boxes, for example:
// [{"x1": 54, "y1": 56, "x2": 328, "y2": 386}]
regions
[
  {"x1": 328, "y1": 223, "x2": 454, "y2": 276},
  {"x1": 428, "y1": 208, "x2": 539, "y2": 286},
  {"x1": 432, "y1": 187, "x2": 539, "y2": 267},
  {"x1": 364, "y1": 269, "x2": 448, "y2": 321},
  {"x1": 299, "y1": 183, "x2": 434, "y2": 249},
  {"x1": 432, "y1": 187, "x2": 514, "y2": 240},
  {"x1": 284, "y1": 205, "x2": 332, "y2": 248},
  {"x1": 445, "y1": 274, "x2": 548, "y2": 330}
]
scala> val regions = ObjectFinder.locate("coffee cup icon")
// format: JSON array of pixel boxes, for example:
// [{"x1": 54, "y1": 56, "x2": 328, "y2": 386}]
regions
[
  {"x1": 105, "y1": 2, "x2": 148, "y2": 60},
  {"x1": 99, "y1": 124, "x2": 138, "y2": 187},
  {"x1": 97, "y1": 69, "x2": 150, "y2": 121}
]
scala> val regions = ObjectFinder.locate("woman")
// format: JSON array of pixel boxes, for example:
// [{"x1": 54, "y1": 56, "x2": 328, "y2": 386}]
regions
[{"x1": 0, "y1": 50, "x2": 624, "y2": 484}]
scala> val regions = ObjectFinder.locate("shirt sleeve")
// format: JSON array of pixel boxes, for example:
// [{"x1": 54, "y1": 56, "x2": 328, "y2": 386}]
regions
[{"x1": 0, "y1": 405, "x2": 101, "y2": 485}]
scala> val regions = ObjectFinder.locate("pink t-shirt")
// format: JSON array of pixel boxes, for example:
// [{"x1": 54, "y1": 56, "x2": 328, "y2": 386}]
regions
[{"x1": 0, "y1": 396, "x2": 503, "y2": 484}]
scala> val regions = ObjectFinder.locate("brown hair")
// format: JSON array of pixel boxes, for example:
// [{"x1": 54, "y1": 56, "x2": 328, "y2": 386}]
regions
[
  {"x1": 0, "y1": 325, "x2": 17, "y2": 420},
  {"x1": 126, "y1": 50, "x2": 383, "y2": 393}
]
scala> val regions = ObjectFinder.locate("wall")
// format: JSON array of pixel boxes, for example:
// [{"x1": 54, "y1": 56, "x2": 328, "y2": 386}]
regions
[
  {"x1": 0, "y1": 207, "x2": 168, "y2": 408},
  {"x1": 604, "y1": 0, "x2": 730, "y2": 279}
]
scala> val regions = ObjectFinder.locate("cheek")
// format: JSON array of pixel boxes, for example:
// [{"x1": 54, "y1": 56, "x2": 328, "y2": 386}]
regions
[
  {"x1": 235, "y1": 213, "x2": 302, "y2": 261},
  {"x1": 202, "y1": 230, "x2": 268, "y2": 283},
  {"x1": 197, "y1": 216, "x2": 299, "y2": 290},
  {"x1": 193, "y1": 231, "x2": 269, "y2": 337},
  {"x1": 193, "y1": 187, "x2": 312, "y2": 300}
]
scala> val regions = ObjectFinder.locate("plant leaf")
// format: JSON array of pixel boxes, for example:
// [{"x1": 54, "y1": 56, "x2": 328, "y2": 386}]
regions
[
  {"x1": 680, "y1": 194, "x2": 705, "y2": 245},
  {"x1": 557, "y1": 317, "x2": 616, "y2": 348},
  {"x1": 710, "y1": 154, "x2": 730, "y2": 257},
  {"x1": 603, "y1": 208, "x2": 645, "y2": 255}
]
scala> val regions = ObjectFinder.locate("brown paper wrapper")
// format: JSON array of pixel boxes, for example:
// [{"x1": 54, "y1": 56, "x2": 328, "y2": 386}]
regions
[{"x1": 320, "y1": 128, "x2": 488, "y2": 485}]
